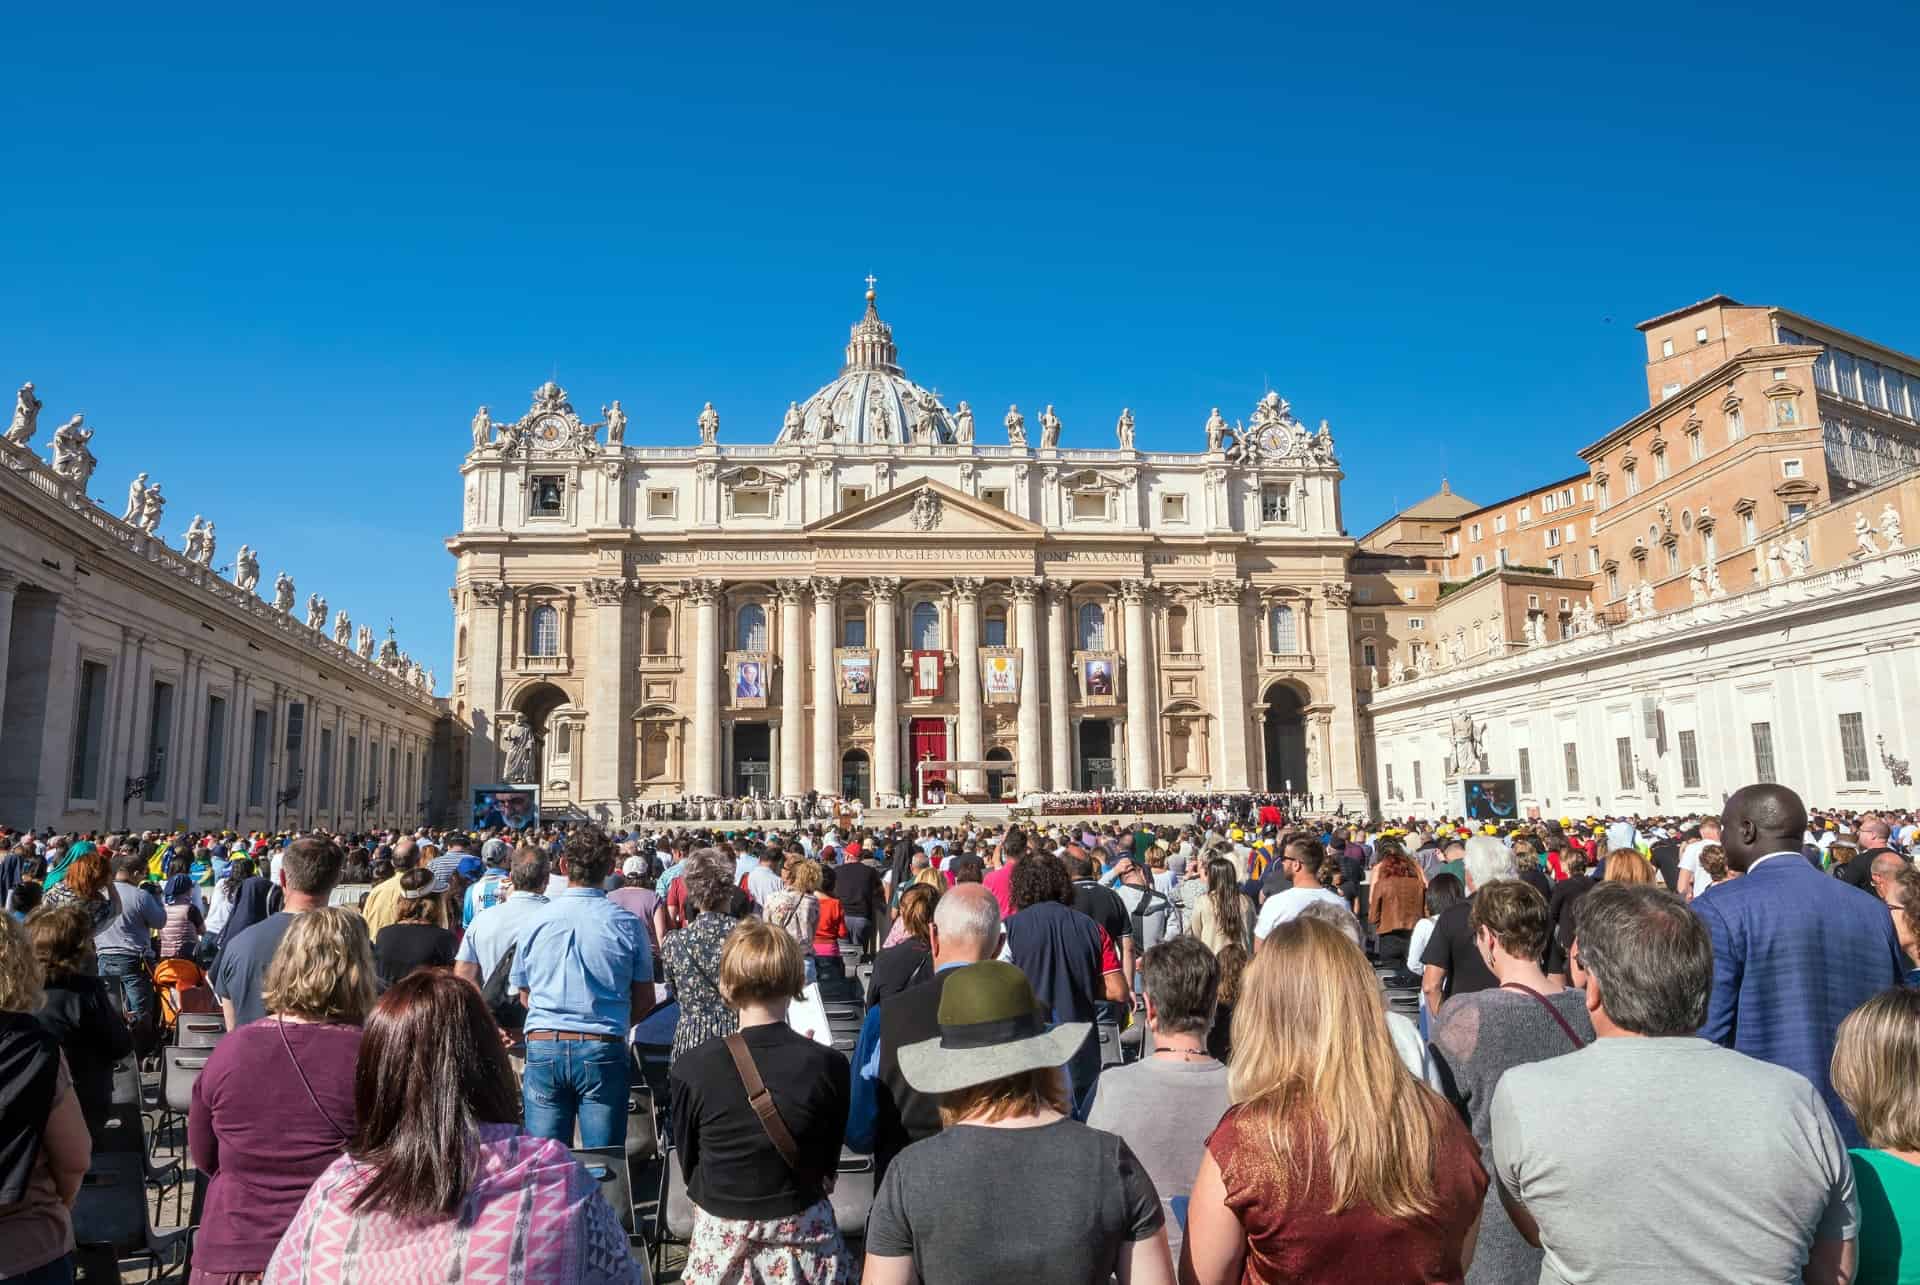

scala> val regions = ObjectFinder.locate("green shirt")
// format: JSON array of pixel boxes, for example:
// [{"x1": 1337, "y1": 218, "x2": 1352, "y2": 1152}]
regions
[{"x1": 1851, "y1": 1149, "x2": 1920, "y2": 1284}]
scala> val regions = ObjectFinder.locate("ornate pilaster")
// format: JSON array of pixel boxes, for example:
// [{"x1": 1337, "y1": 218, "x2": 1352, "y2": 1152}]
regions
[
  {"x1": 1205, "y1": 579, "x2": 1252, "y2": 789},
  {"x1": 1320, "y1": 580, "x2": 1367, "y2": 810},
  {"x1": 1120, "y1": 579, "x2": 1158, "y2": 789},
  {"x1": 684, "y1": 577, "x2": 724, "y2": 796},
  {"x1": 776, "y1": 579, "x2": 809, "y2": 798},
  {"x1": 866, "y1": 577, "x2": 902, "y2": 801},
  {"x1": 1009, "y1": 577, "x2": 1044, "y2": 801},
  {"x1": 953, "y1": 577, "x2": 985, "y2": 796},
  {"x1": 810, "y1": 576, "x2": 842, "y2": 797}
]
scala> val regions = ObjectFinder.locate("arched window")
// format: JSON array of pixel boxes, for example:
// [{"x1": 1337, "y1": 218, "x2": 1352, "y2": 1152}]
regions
[
  {"x1": 1267, "y1": 604, "x2": 1297, "y2": 654},
  {"x1": 1166, "y1": 604, "x2": 1189, "y2": 652},
  {"x1": 736, "y1": 602, "x2": 768, "y2": 651},
  {"x1": 1077, "y1": 603, "x2": 1106, "y2": 650},
  {"x1": 646, "y1": 606, "x2": 671, "y2": 655},
  {"x1": 983, "y1": 606, "x2": 1008, "y2": 647},
  {"x1": 910, "y1": 601, "x2": 941, "y2": 649},
  {"x1": 529, "y1": 604, "x2": 561, "y2": 657}
]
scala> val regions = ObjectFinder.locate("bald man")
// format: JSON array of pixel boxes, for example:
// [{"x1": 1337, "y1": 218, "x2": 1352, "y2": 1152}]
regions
[{"x1": 1695, "y1": 783, "x2": 1904, "y2": 1147}]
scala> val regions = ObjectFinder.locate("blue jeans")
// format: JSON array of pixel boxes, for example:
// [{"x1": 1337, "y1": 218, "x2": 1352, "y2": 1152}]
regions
[
  {"x1": 522, "y1": 1037, "x2": 629, "y2": 1149},
  {"x1": 98, "y1": 951, "x2": 156, "y2": 1046},
  {"x1": 1065, "y1": 1040, "x2": 1102, "y2": 1123},
  {"x1": 9, "y1": 1253, "x2": 73, "y2": 1285}
]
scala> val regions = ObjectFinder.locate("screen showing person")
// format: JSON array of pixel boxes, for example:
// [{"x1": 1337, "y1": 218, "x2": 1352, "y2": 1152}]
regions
[
  {"x1": 736, "y1": 660, "x2": 765, "y2": 699},
  {"x1": 1084, "y1": 658, "x2": 1114, "y2": 697},
  {"x1": 472, "y1": 789, "x2": 537, "y2": 831}
]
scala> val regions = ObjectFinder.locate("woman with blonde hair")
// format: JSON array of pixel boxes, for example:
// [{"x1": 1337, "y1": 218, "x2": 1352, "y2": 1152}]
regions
[
  {"x1": 765, "y1": 857, "x2": 823, "y2": 985},
  {"x1": 190, "y1": 907, "x2": 374, "y2": 1280},
  {"x1": 1600, "y1": 849, "x2": 1657, "y2": 885},
  {"x1": 1831, "y1": 986, "x2": 1920, "y2": 1283},
  {"x1": 0, "y1": 911, "x2": 91, "y2": 1284},
  {"x1": 1181, "y1": 915, "x2": 1486, "y2": 1283}
]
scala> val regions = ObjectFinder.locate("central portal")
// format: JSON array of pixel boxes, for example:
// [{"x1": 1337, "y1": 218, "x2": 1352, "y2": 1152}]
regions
[
  {"x1": 1078, "y1": 720, "x2": 1115, "y2": 790},
  {"x1": 910, "y1": 717, "x2": 947, "y2": 803},
  {"x1": 731, "y1": 722, "x2": 771, "y2": 797}
]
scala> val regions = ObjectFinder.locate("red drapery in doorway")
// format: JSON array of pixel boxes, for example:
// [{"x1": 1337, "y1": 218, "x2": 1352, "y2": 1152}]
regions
[{"x1": 911, "y1": 719, "x2": 947, "y2": 798}]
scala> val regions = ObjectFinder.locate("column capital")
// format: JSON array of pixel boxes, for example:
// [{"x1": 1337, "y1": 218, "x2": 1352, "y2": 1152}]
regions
[
  {"x1": 808, "y1": 575, "x2": 843, "y2": 604},
  {"x1": 774, "y1": 577, "x2": 810, "y2": 603},
  {"x1": 681, "y1": 577, "x2": 724, "y2": 606},
  {"x1": 1007, "y1": 576, "x2": 1045, "y2": 604},
  {"x1": 952, "y1": 576, "x2": 985, "y2": 602},
  {"x1": 585, "y1": 575, "x2": 629, "y2": 606},
  {"x1": 470, "y1": 579, "x2": 510, "y2": 607},
  {"x1": 1203, "y1": 578, "x2": 1248, "y2": 606},
  {"x1": 1321, "y1": 581, "x2": 1352, "y2": 608},
  {"x1": 864, "y1": 575, "x2": 902, "y2": 604},
  {"x1": 0, "y1": 569, "x2": 18, "y2": 594},
  {"x1": 1118, "y1": 577, "x2": 1153, "y2": 605},
  {"x1": 1045, "y1": 578, "x2": 1075, "y2": 607}
]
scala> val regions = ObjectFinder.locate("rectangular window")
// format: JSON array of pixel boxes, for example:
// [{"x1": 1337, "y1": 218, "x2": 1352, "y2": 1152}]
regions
[
  {"x1": 841, "y1": 614, "x2": 867, "y2": 647},
  {"x1": 1678, "y1": 729, "x2": 1700, "y2": 790},
  {"x1": 405, "y1": 751, "x2": 415, "y2": 812},
  {"x1": 1448, "y1": 533, "x2": 1460, "y2": 554},
  {"x1": 1695, "y1": 326, "x2": 1709, "y2": 344},
  {"x1": 1596, "y1": 482, "x2": 1609, "y2": 508},
  {"x1": 1517, "y1": 747, "x2": 1532, "y2": 795},
  {"x1": 1606, "y1": 568, "x2": 1620, "y2": 597},
  {"x1": 1470, "y1": 522, "x2": 1483, "y2": 541},
  {"x1": 202, "y1": 695, "x2": 227, "y2": 807},
  {"x1": 1625, "y1": 467, "x2": 1640, "y2": 495},
  {"x1": 1563, "y1": 742, "x2": 1580, "y2": 794},
  {"x1": 1495, "y1": 515, "x2": 1508, "y2": 534},
  {"x1": 1727, "y1": 406, "x2": 1744, "y2": 441},
  {"x1": 1259, "y1": 487, "x2": 1287, "y2": 523},
  {"x1": 1588, "y1": 547, "x2": 1599, "y2": 572},
  {"x1": 248, "y1": 708, "x2": 270, "y2": 808},
  {"x1": 1786, "y1": 503, "x2": 1808, "y2": 523},
  {"x1": 1688, "y1": 430, "x2": 1703, "y2": 462},
  {"x1": 979, "y1": 488, "x2": 1007, "y2": 509},
  {"x1": 1497, "y1": 548, "x2": 1510, "y2": 568},
  {"x1": 1839, "y1": 713, "x2": 1870, "y2": 782},
  {"x1": 1073, "y1": 491, "x2": 1108, "y2": 520},
  {"x1": 1661, "y1": 383, "x2": 1682, "y2": 399},
  {"x1": 1409, "y1": 618, "x2": 1424, "y2": 631},
  {"x1": 1781, "y1": 458, "x2": 1802, "y2": 478},
  {"x1": 1384, "y1": 763, "x2": 1395, "y2": 797},
  {"x1": 1545, "y1": 528, "x2": 1561, "y2": 547},
  {"x1": 1616, "y1": 736, "x2": 1634, "y2": 791},
  {"x1": 1661, "y1": 338, "x2": 1675, "y2": 357},
  {"x1": 530, "y1": 474, "x2": 565, "y2": 516},
  {"x1": 285, "y1": 701, "x2": 305, "y2": 762},
  {"x1": 1654, "y1": 451, "x2": 1670, "y2": 480},
  {"x1": 1361, "y1": 640, "x2": 1377, "y2": 667},
  {"x1": 345, "y1": 736, "x2": 359, "y2": 809},
  {"x1": 839, "y1": 486, "x2": 868, "y2": 509},
  {"x1": 317, "y1": 727, "x2": 334, "y2": 809},
  {"x1": 146, "y1": 680, "x2": 175, "y2": 804},
  {"x1": 1412, "y1": 761, "x2": 1423, "y2": 798},
  {"x1": 1751, "y1": 721, "x2": 1777, "y2": 784},
  {"x1": 1161, "y1": 494, "x2": 1188, "y2": 523},
  {"x1": 1665, "y1": 543, "x2": 1679, "y2": 573},
  {"x1": 732, "y1": 488, "x2": 771, "y2": 516},
  {"x1": 68, "y1": 661, "x2": 110, "y2": 801},
  {"x1": 1548, "y1": 556, "x2": 1563, "y2": 577},
  {"x1": 647, "y1": 489, "x2": 676, "y2": 519},
  {"x1": 1471, "y1": 554, "x2": 1486, "y2": 575},
  {"x1": 1742, "y1": 512, "x2": 1757, "y2": 544}
]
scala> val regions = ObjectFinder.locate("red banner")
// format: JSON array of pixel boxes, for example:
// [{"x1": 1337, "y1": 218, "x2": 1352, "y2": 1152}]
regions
[{"x1": 911, "y1": 649, "x2": 944, "y2": 698}]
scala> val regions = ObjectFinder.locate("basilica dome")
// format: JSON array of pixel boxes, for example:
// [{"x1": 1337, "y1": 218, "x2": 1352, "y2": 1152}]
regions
[{"x1": 775, "y1": 288, "x2": 963, "y2": 446}]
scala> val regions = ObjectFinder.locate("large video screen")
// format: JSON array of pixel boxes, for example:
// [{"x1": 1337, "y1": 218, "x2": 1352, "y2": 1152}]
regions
[
  {"x1": 472, "y1": 786, "x2": 540, "y2": 831},
  {"x1": 1463, "y1": 777, "x2": 1518, "y2": 821}
]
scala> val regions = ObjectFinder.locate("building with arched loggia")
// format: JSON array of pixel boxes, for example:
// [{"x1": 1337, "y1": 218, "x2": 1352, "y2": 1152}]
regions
[{"x1": 446, "y1": 286, "x2": 1367, "y2": 815}]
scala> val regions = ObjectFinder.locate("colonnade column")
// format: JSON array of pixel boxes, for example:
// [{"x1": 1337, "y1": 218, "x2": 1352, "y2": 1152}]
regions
[
  {"x1": 1208, "y1": 580, "x2": 1252, "y2": 790},
  {"x1": 34, "y1": 600, "x2": 77, "y2": 823},
  {"x1": 776, "y1": 579, "x2": 808, "y2": 798},
  {"x1": 869, "y1": 578, "x2": 901, "y2": 804},
  {"x1": 583, "y1": 576, "x2": 630, "y2": 811},
  {"x1": 0, "y1": 572, "x2": 16, "y2": 738},
  {"x1": 688, "y1": 578, "x2": 722, "y2": 797},
  {"x1": 954, "y1": 577, "x2": 984, "y2": 797},
  {"x1": 1121, "y1": 579, "x2": 1158, "y2": 791},
  {"x1": 1045, "y1": 583, "x2": 1073, "y2": 792},
  {"x1": 811, "y1": 577, "x2": 841, "y2": 797},
  {"x1": 1011, "y1": 578, "x2": 1043, "y2": 803}
]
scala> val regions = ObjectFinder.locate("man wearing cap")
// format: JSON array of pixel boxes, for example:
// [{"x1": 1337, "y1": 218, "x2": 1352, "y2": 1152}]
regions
[
  {"x1": 464, "y1": 833, "x2": 514, "y2": 926},
  {"x1": 454, "y1": 847, "x2": 551, "y2": 997}
]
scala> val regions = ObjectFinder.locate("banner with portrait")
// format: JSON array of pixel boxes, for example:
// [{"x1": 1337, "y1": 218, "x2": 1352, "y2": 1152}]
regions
[
  {"x1": 1078, "y1": 650, "x2": 1119, "y2": 706},
  {"x1": 728, "y1": 650, "x2": 770, "y2": 708},
  {"x1": 836, "y1": 648, "x2": 874, "y2": 705},
  {"x1": 981, "y1": 646, "x2": 1019, "y2": 704},
  {"x1": 911, "y1": 649, "x2": 945, "y2": 699}
]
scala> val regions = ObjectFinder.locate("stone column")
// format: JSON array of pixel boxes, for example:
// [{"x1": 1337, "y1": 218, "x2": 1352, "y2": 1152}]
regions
[
  {"x1": 1046, "y1": 582, "x2": 1073, "y2": 791},
  {"x1": 1121, "y1": 579, "x2": 1158, "y2": 791},
  {"x1": 0, "y1": 572, "x2": 16, "y2": 739},
  {"x1": 687, "y1": 578, "x2": 722, "y2": 796},
  {"x1": 583, "y1": 576, "x2": 630, "y2": 810},
  {"x1": 1320, "y1": 583, "x2": 1368, "y2": 810},
  {"x1": 35, "y1": 600, "x2": 78, "y2": 824},
  {"x1": 868, "y1": 577, "x2": 901, "y2": 803},
  {"x1": 1011, "y1": 577, "x2": 1044, "y2": 802},
  {"x1": 810, "y1": 577, "x2": 841, "y2": 798},
  {"x1": 1208, "y1": 580, "x2": 1253, "y2": 790},
  {"x1": 776, "y1": 579, "x2": 808, "y2": 798},
  {"x1": 465, "y1": 581, "x2": 510, "y2": 798},
  {"x1": 954, "y1": 578, "x2": 985, "y2": 797}
]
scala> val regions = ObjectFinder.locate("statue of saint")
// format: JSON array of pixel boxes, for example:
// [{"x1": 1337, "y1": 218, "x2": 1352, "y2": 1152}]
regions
[
  {"x1": 1115, "y1": 407, "x2": 1135, "y2": 449},
  {"x1": 501, "y1": 719, "x2": 535, "y2": 784},
  {"x1": 1004, "y1": 404, "x2": 1027, "y2": 448},
  {"x1": 1038, "y1": 405, "x2": 1062, "y2": 449},
  {"x1": 1880, "y1": 502, "x2": 1905, "y2": 550},
  {"x1": 782, "y1": 400, "x2": 804, "y2": 439},
  {"x1": 333, "y1": 609, "x2": 352, "y2": 645},
  {"x1": 1784, "y1": 540, "x2": 1810, "y2": 577},
  {"x1": 356, "y1": 624, "x2": 374, "y2": 658},
  {"x1": 306, "y1": 593, "x2": 328, "y2": 631},
  {"x1": 1687, "y1": 564, "x2": 1705, "y2": 602},
  {"x1": 1311, "y1": 419, "x2": 1336, "y2": 464},
  {"x1": 139, "y1": 483, "x2": 166, "y2": 535},
  {"x1": 49, "y1": 416, "x2": 96, "y2": 487},
  {"x1": 5, "y1": 382, "x2": 41, "y2": 446},
  {"x1": 122, "y1": 473, "x2": 149, "y2": 523},
  {"x1": 697, "y1": 401, "x2": 720, "y2": 445},
  {"x1": 1205, "y1": 407, "x2": 1226, "y2": 452},
  {"x1": 470, "y1": 406, "x2": 492, "y2": 451},
  {"x1": 602, "y1": 400, "x2": 626, "y2": 446},
  {"x1": 198, "y1": 520, "x2": 216, "y2": 566},
  {"x1": 273, "y1": 571, "x2": 295, "y2": 613},
  {"x1": 234, "y1": 544, "x2": 260, "y2": 592},
  {"x1": 955, "y1": 401, "x2": 975, "y2": 445},
  {"x1": 181, "y1": 516, "x2": 207, "y2": 562},
  {"x1": 1706, "y1": 564, "x2": 1725, "y2": 597},
  {"x1": 1854, "y1": 512, "x2": 1880, "y2": 557}
]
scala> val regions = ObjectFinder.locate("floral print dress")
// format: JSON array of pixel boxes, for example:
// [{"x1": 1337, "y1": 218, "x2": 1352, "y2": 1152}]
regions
[{"x1": 660, "y1": 912, "x2": 741, "y2": 1062}]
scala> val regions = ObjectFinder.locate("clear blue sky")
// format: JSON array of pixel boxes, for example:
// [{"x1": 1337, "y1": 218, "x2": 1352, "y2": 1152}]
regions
[{"x1": 7, "y1": 1, "x2": 1918, "y2": 690}]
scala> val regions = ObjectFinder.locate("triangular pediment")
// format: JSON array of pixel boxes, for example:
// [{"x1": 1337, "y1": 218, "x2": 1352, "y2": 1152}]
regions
[{"x1": 805, "y1": 478, "x2": 1044, "y2": 538}]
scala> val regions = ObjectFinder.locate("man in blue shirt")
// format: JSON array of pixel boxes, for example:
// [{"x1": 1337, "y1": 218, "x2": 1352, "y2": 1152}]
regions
[
  {"x1": 453, "y1": 848, "x2": 551, "y2": 990},
  {"x1": 462, "y1": 835, "x2": 514, "y2": 927},
  {"x1": 511, "y1": 829, "x2": 655, "y2": 1149}
]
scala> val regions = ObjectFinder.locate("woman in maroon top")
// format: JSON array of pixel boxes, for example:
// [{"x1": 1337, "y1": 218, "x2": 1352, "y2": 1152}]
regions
[
  {"x1": 1181, "y1": 915, "x2": 1486, "y2": 1285},
  {"x1": 189, "y1": 908, "x2": 374, "y2": 1282}
]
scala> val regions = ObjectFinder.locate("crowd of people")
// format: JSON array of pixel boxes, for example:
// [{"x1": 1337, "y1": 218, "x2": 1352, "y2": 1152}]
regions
[{"x1": 0, "y1": 784, "x2": 1915, "y2": 1282}]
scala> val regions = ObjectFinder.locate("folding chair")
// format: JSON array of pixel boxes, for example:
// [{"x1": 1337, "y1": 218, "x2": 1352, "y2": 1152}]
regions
[
  {"x1": 831, "y1": 1150, "x2": 875, "y2": 1242},
  {"x1": 651, "y1": 1144, "x2": 697, "y2": 1277},
  {"x1": 72, "y1": 1151, "x2": 191, "y2": 1283},
  {"x1": 574, "y1": 1145, "x2": 636, "y2": 1236},
  {"x1": 174, "y1": 1015, "x2": 226, "y2": 1049},
  {"x1": 625, "y1": 1080, "x2": 659, "y2": 1166},
  {"x1": 1096, "y1": 1019, "x2": 1125, "y2": 1069}
]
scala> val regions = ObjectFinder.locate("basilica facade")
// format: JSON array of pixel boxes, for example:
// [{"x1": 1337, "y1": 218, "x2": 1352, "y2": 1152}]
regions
[{"x1": 447, "y1": 288, "x2": 1367, "y2": 815}]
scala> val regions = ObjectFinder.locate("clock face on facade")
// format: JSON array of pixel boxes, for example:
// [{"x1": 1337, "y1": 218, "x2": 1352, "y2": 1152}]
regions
[{"x1": 538, "y1": 422, "x2": 561, "y2": 442}]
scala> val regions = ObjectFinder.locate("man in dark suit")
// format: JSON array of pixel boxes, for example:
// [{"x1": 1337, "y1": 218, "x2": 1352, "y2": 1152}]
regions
[
  {"x1": 1695, "y1": 783, "x2": 1905, "y2": 1147},
  {"x1": 844, "y1": 883, "x2": 1004, "y2": 1179}
]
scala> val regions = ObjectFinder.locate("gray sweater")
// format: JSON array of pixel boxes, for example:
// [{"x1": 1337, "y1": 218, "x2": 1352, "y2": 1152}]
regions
[{"x1": 1430, "y1": 985, "x2": 1594, "y2": 1285}]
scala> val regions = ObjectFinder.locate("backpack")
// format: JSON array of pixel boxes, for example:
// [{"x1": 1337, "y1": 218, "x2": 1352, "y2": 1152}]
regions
[
  {"x1": 481, "y1": 944, "x2": 527, "y2": 1031},
  {"x1": 1120, "y1": 883, "x2": 1173, "y2": 952}
]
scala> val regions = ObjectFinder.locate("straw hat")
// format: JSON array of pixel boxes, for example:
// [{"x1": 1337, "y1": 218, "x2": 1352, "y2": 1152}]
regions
[{"x1": 896, "y1": 961, "x2": 1090, "y2": 1095}]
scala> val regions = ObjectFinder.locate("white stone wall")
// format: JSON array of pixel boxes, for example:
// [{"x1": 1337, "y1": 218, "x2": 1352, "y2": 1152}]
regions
[{"x1": 1365, "y1": 546, "x2": 1920, "y2": 817}]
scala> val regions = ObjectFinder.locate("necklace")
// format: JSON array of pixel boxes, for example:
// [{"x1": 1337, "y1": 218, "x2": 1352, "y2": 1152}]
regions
[{"x1": 1154, "y1": 1044, "x2": 1211, "y2": 1060}]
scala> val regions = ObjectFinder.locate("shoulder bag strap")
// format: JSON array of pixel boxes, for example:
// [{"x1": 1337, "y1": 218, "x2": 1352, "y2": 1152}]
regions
[
  {"x1": 1500, "y1": 983, "x2": 1587, "y2": 1051},
  {"x1": 723, "y1": 1032, "x2": 805, "y2": 1173}
]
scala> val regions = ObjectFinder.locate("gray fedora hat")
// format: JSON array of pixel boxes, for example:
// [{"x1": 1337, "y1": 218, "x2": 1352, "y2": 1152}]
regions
[{"x1": 896, "y1": 961, "x2": 1091, "y2": 1095}]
